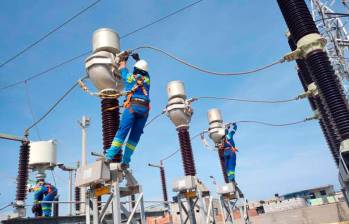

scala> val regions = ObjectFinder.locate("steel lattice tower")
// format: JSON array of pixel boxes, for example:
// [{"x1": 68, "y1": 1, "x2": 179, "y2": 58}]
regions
[{"x1": 310, "y1": 0, "x2": 349, "y2": 97}]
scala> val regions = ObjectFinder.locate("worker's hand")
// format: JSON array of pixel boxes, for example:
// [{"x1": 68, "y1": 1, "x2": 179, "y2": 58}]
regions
[
  {"x1": 119, "y1": 54, "x2": 129, "y2": 62},
  {"x1": 131, "y1": 53, "x2": 140, "y2": 61}
]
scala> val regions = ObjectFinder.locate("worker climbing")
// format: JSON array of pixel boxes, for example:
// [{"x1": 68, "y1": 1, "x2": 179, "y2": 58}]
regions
[
  {"x1": 106, "y1": 52, "x2": 150, "y2": 168},
  {"x1": 30, "y1": 179, "x2": 58, "y2": 217},
  {"x1": 223, "y1": 123, "x2": 238, "y2": 183}
]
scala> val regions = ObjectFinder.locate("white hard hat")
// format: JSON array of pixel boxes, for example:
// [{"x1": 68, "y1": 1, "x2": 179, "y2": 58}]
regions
[{"x1": 134, "y1": 59, "x2": 148, "y2": 72}]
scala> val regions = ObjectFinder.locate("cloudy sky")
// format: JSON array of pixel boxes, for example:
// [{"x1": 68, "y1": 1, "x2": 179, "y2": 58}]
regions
[{"x1": 0, "y1": 0, "x2": 344, "y2": 215}]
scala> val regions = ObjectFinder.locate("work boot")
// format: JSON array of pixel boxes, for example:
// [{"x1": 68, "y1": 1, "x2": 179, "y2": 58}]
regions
[{"x1": 120, "y1": 163, "x2": 129, "y2": 170}]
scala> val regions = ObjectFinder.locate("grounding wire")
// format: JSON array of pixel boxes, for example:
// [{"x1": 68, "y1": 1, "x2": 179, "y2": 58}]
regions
[
  {"x1": 0, "y1": 0, "x2": 102, "y2": 69},
  {"x1": 132, "y1": 45, "x2": 285, "y2": 76},
  {"x1": 0, "y1": 0, "x2": 205, "y2": 91},
  {"x1": 193, "y1": 96, "x2": 300, "y2": 104},
  {"x1": 25, "y1": 77, "x2": 85, "y2": 134}
]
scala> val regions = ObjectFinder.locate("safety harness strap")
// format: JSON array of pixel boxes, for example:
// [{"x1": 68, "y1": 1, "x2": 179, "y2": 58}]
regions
[
  {"x1": 124, "y1": 73, "x2": 148, "y2": 108},
  {"x1": 225, "y1": 140, "x2": 238, "y2": 152}
]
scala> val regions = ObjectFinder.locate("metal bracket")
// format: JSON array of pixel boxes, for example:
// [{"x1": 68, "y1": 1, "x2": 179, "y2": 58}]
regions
[{"x1": 283, "y1": 33, "x2": 326, "y2": 61}]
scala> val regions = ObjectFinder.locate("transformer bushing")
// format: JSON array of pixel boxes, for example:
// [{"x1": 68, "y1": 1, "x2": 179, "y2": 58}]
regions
[
  {"x1": 166, "y1": 80, "x2": 196, "y2": 176},
  {"x1": 277, "y1": 0, "x2": 349, "y2": 141},
  {"x1": 85, "y1": 28, "x2": 123, "y2": 162},
  {"x1": 166, "y1": 81, "x2": 215, "y2": 224},
  {"x1": 207, "y1": 108, "x2": 228, "y2": 183},
  {"x1": 15, "y1": 140, "x2": 30, "y2": 216},
  {"x1": 207, "y1": 108, "x2": 250, "y2": 224},
  {"x1": 287, "y1": 34, "x2": 340, "y2": 166},
  {"x1": 278, "y1": 0, "x2": 349, "y2": 200}
]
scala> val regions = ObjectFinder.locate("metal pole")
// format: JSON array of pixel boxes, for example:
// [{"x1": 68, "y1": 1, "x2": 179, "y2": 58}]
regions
[
  {"x1": 79, "y1": 115, "x2": 90, "y2": 214},
  {"x1": 112, "y1": 181, "x2": 122, "y2": 224},
  {"x1": 92, "y1": 197, "x2": 99, "y2": 224},
  {"x1": 69, "y1": 171, "x2": 73, "y2": 216}
]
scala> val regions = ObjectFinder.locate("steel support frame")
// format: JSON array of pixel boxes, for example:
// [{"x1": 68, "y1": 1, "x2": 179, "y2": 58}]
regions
[
  {"x1": 84, "y1": 174, "x2": 145, "y2": 224},
  {"x1": 176, "y1": 189, "x2": 215, "y2": 224}
]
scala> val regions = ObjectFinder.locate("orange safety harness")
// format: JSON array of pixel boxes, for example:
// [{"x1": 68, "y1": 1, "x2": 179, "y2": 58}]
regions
[
  {"x1": 44, "y1": 183, "x2": 54, "y2": 194},
  {"x1": 224, "y1": 139, "x2": 238, "y2": 153},
  {"x1": 123, "y1": 73, "x2": 148, "y2": 108}
]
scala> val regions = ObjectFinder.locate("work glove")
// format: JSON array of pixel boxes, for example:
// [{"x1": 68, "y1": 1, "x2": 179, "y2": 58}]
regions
[
  {"x1": 118, "y1": 50, "x2": 129, "y2": 62},
  {"x1": 131, "y1": 53, "x2": 140, "y2": 61}
]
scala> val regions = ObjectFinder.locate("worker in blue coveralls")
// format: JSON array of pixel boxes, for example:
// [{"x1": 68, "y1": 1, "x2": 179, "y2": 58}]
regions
[
  {"x1": 30, "y1": 179, "x2": 57, "y2": 217},
  {"x1": 223, "y1": 123, "x2": 238, "y2": 183},
  {"x1": 106, "y1": 53, "x2": 150, "y2": 169}
]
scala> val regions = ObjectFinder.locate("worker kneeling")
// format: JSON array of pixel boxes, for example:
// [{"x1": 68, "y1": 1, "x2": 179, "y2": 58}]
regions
[
  {"x1": 31, "y1": 179, "x2": 57, "y2": 217},
  {"x1": 223, "y1": 123, "x2": 238, "y2": 183},
  {"x1": 106, "y1": 53, "x2": 150, "y2": 168}
]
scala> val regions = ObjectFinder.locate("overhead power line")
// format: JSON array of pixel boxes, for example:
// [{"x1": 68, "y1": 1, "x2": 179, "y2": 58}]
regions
[
  {"x1": 133, "y1": 46, "x2": 285, "y2": 76},
  {"x1": 193, "y1": 96, "x2": 300, "y2": 104},
  {"x1": 25, "y1": 78, "x2": 85, "y2": 134},
  {"x1": 120, "y1": 0, "x2": 204, "y2": 39},
  {"x1": 0, "y1": 0, "x2": 204, "y2": 91},
  {"x1": 159, "y1": 116, "x2": 316, "y2": 162},
  {"x1": 0, "y1": 0, "x2": 102, "y2": 69},
  {"x1": 24, "y1": 81, "x2": 41, "y2": 139}
]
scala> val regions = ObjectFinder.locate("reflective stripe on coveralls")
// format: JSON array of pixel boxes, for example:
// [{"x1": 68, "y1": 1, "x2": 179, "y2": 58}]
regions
[
  {"x1": 106, "y1": 67, "x2": 150, "y2": 164},
  {"x1": 224, "y1": 124, "x2": 238, "y2": 182}
]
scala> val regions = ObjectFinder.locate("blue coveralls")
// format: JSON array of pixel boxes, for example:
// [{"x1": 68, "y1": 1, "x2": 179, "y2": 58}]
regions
[
  {"x1": 33, "y1": 182, "x2": 57, "y2": 217},
  {"x1": 106, "y1": 67, "x2": 150, "y2": 165},
  {"x1": 223, "y1": 123, "x2": 237, "y2": 182}
]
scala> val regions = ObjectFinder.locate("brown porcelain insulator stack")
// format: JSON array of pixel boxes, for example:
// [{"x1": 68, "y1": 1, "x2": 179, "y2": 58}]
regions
[
  {"x1": 177, "y1": 128, "x2": 196, "y2": 176},
  {"x1": 16, "y1": 141, "x2": 30, "y2": 203},
  {"x1": 287, "y1": 35, "x2": 341, "y2": 165},
  {"x1": 160, "y1": 166, "x2": 169, "y2": 202},
  {"x1": 101, "y1": 98, "x2": 121, "y2": 162},
  {"x1": 75, "y1": 186, "x2": 81, "y2": 212},
  {"x1": 278, "y1": 0, "x2": 349, "y2": 143},
  {"x1": 218, "y1": 146, "x2": 228, "y2": 183}
]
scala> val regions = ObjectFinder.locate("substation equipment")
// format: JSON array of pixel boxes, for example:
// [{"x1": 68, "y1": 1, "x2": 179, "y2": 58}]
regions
[
  {"x1": 207, "y1": 108, "x2": 250, "y2": 224},
  {"x1": 148, "y1": 162, "x2": 171, "y2": 213},
  {"x1": 75, "y1": 28, "x2": 146, "y2": 224},
  {"x1": 277, "y1": 0, "x2": 349, "y2": 205},
  {"x1": 166, "y1": 80, "x2": 215, "y2": 224},
  {"x1": 0, "y1": 133, "x2": 30, "y2": 219},
  {"x1": 310, "y1": 0, "x2": 349, "y2": 96}
]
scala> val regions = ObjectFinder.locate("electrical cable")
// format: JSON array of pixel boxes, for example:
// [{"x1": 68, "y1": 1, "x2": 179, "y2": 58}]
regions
[
  {"x1": 51, "y1": 170, "x2": 57, "y2": 187},
  {"x1": 24, "y1": 81, "x2": 42, "y2": 140},
  {"x1": 0, "y1": 203, "x2": 12, "y2": 212},
  {"x1": 160, "y1": 116, "x2": 316, "y2": 162},
  {"x1": 132, "y1": 45, "x2": 285, "y2": 76},
  {"x1": 0, "y1": 51, "x2": 90, "y2": 91},
  {"x1": 160, "y1": 132, "x2": 202, "y2": 162},
  {"x1": 193, "y1": 96, "x2": 300, "y2": 104},
  {"x1": 25, "y1": 78, "x2": 84, "y2": 134},
  {"x1": 0, "y1": 0, "x2": 205, "y2": 91},
  {"x1": 119, "y1": 0, "x2": 204, "y2": 39},
  {"x1": 231, "y1": 118, "x2": 314, "y2": 127},
  {"x1": 0, "y1": 0, "x2": 102, "y2": 69},
  {"x1": 145, "y1": 111, "x2": 165, "y2": 127}
]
